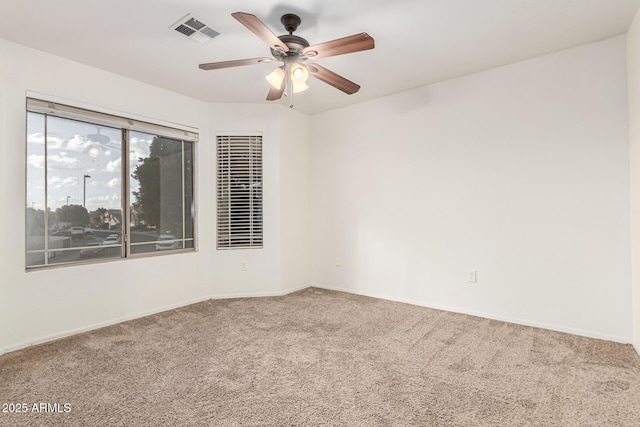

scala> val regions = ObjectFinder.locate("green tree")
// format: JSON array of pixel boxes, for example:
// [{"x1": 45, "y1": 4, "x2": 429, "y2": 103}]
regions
[
  {"x1": 89, "y1": 207, "x2": 107, "y2": 228},
  {"x1": 56, "y1": 204, "x2": 89, "y2": 227},
  {"x1": 132, "y1": 137, "x2": 183, "y2": 235}
]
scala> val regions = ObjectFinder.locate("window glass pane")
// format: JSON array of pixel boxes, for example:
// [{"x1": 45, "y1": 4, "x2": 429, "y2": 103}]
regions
[
  {"x1": 130, "y1": 132, "x2": 191, "y2": 255},
  {"x1": 26, "y1": 114, "x2": 124, "y2": 266},
  {"x1": 46, "y1": 116, "x2": 123, "y2": 262},
  {"x1": 184, "y1": 142, "x2": 194, "y2": 240},
  {"x1": 26, "y1": 113, "x2": 46, "y2": 266}
]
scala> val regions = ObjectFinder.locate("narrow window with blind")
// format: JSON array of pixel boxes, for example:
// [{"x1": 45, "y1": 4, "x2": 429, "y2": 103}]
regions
[{"x1": 216, "y1": 134, "x2": 263, "y2": 249}]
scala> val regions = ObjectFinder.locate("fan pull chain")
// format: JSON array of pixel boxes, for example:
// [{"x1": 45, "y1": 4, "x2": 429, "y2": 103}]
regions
[{"x1": 288, "y1": 67, "x2": 294, "y2": 108}]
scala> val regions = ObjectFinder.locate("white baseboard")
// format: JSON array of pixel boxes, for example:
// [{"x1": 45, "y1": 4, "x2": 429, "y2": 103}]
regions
[
  {"x1": 634, "y1": 343, "x2": 640, "y2": 357},
  {"x1": 210, "y1": 284, "x2": 310, "y2": 300},
  {"x1": 1, "y1": 284, "x2": 312, "y2": 356},
  {"x1": 311, "y1": 283, "x2": 632, "y2": 344},
  {"x1": 2, "y1": 294, "x2": 213, "y2": 356},
  {"x1": 3, "y1": 282, "x2": 631, "y2": 357}
]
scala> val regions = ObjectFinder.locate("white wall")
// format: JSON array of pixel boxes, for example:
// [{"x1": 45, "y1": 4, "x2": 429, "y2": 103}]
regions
[
  {"x1": 309, "y1": 36, "x2": 632, "y2": 342},
  {"x1": 0, "y1": 40, "x2": 10, "y2": 354},
  {"x1": 0, "y1": 38, "x2": 212, "y2": 354},
  {"x1": 0, "y1": 39, "x2": 310, "y2": 354},
  {"x1": 628, "y1": 9, "x2": 640, "y2": 354},
  {"x1": 206, "y1": 103, "x2": 311, "y2": 297},
  {"x1": 279, "y1": 108, "x2": 311, "y2": 293},
  {"x1": 1, "y1": 30, "x2": 634, "y2": 352},
  {"x1": 207, "y1": 103, "x2": 282, "y2": 297}
]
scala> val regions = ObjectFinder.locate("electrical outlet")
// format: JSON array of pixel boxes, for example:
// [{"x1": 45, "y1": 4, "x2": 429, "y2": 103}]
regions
[
  {"x1": 467, "y1": 270, "x2": 477, "y2": 283},
  {"x1": 336, "y1": 257, "x2": 342, "y2": 267},
  {"x1": 241, "y1": 261, "x2": 248, "y2": 271}
]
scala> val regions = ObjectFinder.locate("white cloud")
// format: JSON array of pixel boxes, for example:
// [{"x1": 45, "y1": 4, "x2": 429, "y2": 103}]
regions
[
  {"x1": 104, "y1": 158, "x2": 121, "y2": 173},
  {"x1": 106, "y1": 178, "x2": 120, "y2": 188},
  {"x1": 129, "y1": 136, "x2": 150, "y2": 166},
  {"x1": 87, "y1": 193, "x2": 121, "y2": 211},
  {"x1": 27, "y1": 154, "x2": 45, "y2": 169},
  {"x1": 49, "y1": 176, "x2": 78, "y2": 187},
  {"x1": 49, "y1": 154, "x2": 80, "y2": 170},
  {"x1": 27, "y1": 132, "x2": 65, "y2": 148},
  {"x1": 28, "y1": 154, "x2": 79, "y2": 170},
  {"x1": 27, "y1": 133, "x2": 45, "y2": 144},
  {"x1": 67, "y1": 135, "x2": 99, "y2": 153}
]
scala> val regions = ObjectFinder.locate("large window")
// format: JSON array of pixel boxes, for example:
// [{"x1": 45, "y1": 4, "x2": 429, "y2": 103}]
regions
[
  {"x1": 216, "y1": 134, "x2": 263, "y2": 249},
  {"x1": 25, "y1": 98, "x2": 197, "y2": 268}
]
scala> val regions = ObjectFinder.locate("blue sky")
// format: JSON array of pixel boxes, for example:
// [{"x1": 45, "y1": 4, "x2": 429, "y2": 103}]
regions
[{"x1": 26, "y1": 113, "x2": 153, "y2": 213}]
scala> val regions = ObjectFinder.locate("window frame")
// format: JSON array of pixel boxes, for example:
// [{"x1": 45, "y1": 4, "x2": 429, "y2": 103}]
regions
[{"x1": 25, "y1": 96, "x2": 198, "y2": 270}]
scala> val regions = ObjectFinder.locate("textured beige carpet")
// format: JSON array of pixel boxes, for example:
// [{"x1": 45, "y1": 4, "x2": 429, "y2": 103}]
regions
[{"x1": 1, "y1": 287, "x2": 639, "y2": 426}]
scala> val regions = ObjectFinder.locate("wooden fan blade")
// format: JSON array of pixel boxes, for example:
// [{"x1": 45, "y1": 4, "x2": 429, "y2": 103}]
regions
[
  {"x1": 303, "y1": 33, "x2": 374, "y2": 60},
  {"x1": 199, "y1": 57, "x2": 274, "y2": 70},
  {"x1": 232, "y1": 12, "x2": 289, "y2": 53},
  {"x1": 306, "y1": 64, "x2": 361, "y2": 94},
  {"x1": 266, "y1": 85, "x2": 284, "y2": 101}
]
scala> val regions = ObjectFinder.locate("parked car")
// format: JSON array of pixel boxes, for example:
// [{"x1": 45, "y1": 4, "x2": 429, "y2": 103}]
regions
[
  {"x1": 71, "y1": 227, "x2": 84, "y2": 239},
  {"x1": 102, "y1": 234, "x2": 120, "y2": 246},
  {"x1": 80, "y1": 241, "x2": 104, "y2": 258},
  {"x1": 155, "y1": 234, "x2": 181, "y2": 251}
]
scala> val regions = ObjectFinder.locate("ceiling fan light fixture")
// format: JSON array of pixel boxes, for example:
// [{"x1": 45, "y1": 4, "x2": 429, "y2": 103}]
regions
[
  {"x1": 290, "y1": 63, "x2": 309, "y2": 93},
  {"x1": 266, "y1": 67, "x2": 285, "y2": 89},
  {"x1": 292, "y1": 81, "x2": 309, "y2": 93},
  {"x1": 291, "y1": 63, "x2": 309, "y2": 83}
]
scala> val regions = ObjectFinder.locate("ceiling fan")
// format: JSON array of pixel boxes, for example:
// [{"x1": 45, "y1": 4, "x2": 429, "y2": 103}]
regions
[{"x1": 199, "y1": 12, "x2": 375, "y2": 106}]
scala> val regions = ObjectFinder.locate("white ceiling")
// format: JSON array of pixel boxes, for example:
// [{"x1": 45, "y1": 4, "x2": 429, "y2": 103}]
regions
[{"x1": 1, "y1": 0, "x2": 638, "y2": 115}]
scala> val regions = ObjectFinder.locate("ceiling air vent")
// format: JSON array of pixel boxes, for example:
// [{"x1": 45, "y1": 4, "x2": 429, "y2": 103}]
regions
[{"x1": 170, "y1": 14, "x2": 220, "y2": 44}]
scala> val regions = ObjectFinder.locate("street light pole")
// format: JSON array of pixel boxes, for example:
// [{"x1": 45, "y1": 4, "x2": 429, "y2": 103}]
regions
[{"x1": 83, "y1": 174, "x2": 91, "y2": 208}]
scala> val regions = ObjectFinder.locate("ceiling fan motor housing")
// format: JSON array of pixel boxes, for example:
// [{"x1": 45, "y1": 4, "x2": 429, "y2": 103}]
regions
[
  {"x1": 272, "y1": 35, "x2": 310, "y2": 58},
  {"x1": 281, "y1": 14, "x2": 301, "y2": 34},
  {"x1": 271, "y1": 14, "x2": 310, "y2": 60}
]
